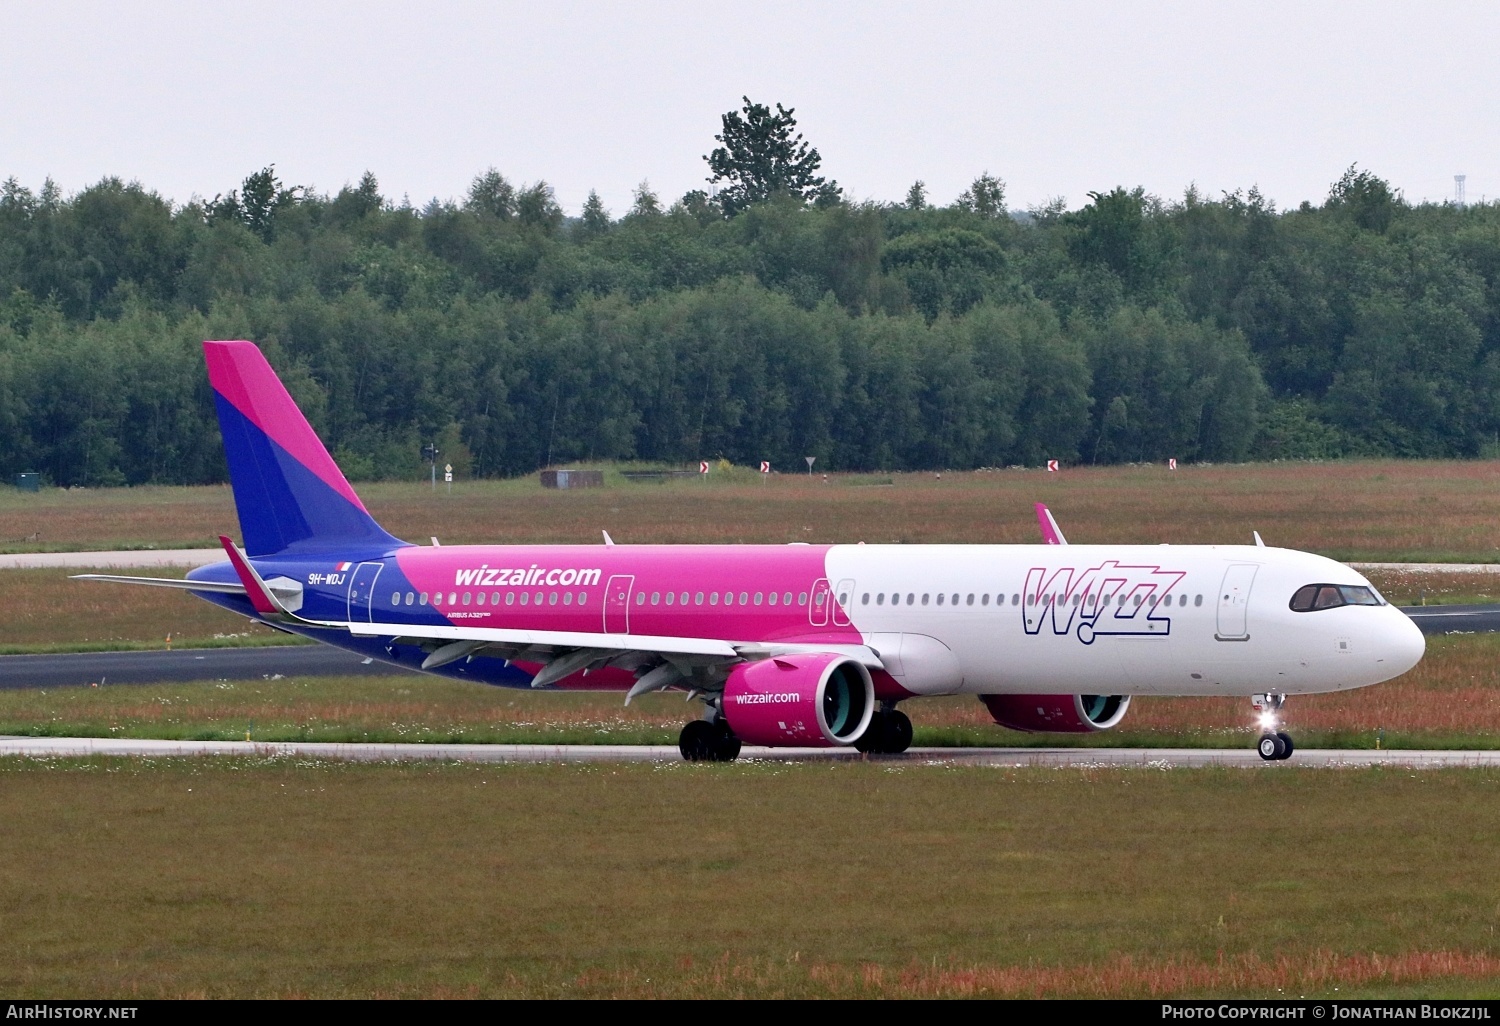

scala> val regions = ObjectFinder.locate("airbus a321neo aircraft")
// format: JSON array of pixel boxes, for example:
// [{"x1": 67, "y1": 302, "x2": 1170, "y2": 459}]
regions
[{"x1": 78, "y1": 341, "x2": 1426, "y2": 762}]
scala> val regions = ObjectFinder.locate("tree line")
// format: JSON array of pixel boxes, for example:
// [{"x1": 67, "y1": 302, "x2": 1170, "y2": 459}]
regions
[{"x1": 0, "y1": 113, "x2": 1496, "y2": 486}]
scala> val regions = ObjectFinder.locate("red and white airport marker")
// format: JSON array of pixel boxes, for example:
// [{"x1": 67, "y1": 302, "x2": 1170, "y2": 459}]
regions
[
  {"x1": 699, "y1": 461, "x2": 710, "y2": 475},
  {"x1": 1046, "y1": 459, "x2": 1059, "y2": 473},
  {"x1": 1169, "y1": 458, "x2": 1177, "y2": 470},
  {"x1": 760, "y1": 461, "x2": 770, "y2": 474}
]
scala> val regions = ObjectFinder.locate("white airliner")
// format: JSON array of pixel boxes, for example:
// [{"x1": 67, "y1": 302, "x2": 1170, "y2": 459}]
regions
[{"x1": 78, "y1": 341, "x2": 1427, "y2": 762}]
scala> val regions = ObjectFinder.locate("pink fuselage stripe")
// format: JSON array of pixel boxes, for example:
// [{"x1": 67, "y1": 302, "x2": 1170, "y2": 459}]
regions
[
  {"x1": 203, "y1": 341, "x2": 368, "y2": 512},
  {"x1": 393, "y1": 544, "x2": 862, "y2": 645}
]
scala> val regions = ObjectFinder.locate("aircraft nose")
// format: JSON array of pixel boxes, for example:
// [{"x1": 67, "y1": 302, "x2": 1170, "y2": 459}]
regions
[{"x1": 1382, "y1": 608, "x2": 1426, "y2": 678}]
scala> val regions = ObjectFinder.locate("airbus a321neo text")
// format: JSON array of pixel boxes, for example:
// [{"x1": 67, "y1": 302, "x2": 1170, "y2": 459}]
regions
[{"x1": 77, "y1": 341, "x2": 1426, "y2": 762}]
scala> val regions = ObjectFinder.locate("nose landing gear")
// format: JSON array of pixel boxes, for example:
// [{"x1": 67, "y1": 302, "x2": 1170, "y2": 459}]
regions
[
  {"x1": 1256, "y1": 731, "x2": 1295, "y2": 760},
  {"x1": 1253, "y1": 693, "x2": 1294, "y2": 761}
]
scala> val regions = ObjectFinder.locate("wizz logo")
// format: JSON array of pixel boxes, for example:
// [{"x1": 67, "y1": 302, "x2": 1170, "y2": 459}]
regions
[{"x1": 1022, "y1": 561, "x2": 1186, "y2": 644}]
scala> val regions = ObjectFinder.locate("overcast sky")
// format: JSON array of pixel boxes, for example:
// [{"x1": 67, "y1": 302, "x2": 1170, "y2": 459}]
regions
[{"x1": 3, "y1": 1, "x2": 1497, "y2": 217}]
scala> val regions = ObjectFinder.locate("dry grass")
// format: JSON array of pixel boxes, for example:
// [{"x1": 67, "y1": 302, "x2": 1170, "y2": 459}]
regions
[
  {"x1": 1362, "y1": 568, "x2": 1500, "y2": 606},
  {"x1": 0, "y1": 676, "x2": 692, "y2": 745},
  {"x1": 5, "y1": 459, "x2": 1500, "y2": 559},
  {"x1": 581, "y1": 950, "x2": 1500, "y2": 999},
  {"x1": 0, "y1": 567, "x2": 277, "y2": 650},
  {"x1": 0, "y1": 633, "x2": 1488, "y2": 748},
  {"x1": 0, "y1": 758, "x2": 1497, "y2": 998},
  {"x1": 0, "y1": 484, "x2": 236, "y2": 551}
]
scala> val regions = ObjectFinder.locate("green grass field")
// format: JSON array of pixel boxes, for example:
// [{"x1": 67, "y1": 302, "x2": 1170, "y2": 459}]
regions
[
  {"x1": 1, "y1": 757, "x2": 1497, "y2": 998},
  {"x1": 5, "y1": 464, "x2": 1500, "y2": 999}
]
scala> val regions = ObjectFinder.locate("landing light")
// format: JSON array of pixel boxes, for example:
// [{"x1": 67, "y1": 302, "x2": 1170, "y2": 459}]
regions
[{"x1": 1257, "y1": 712, "x2": 1279, "y2": 731}]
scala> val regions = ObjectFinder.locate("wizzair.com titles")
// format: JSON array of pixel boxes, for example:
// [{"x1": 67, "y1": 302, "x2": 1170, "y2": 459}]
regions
[{"x1": 453, "y1": 565, "x2": 602, "y2": 588}]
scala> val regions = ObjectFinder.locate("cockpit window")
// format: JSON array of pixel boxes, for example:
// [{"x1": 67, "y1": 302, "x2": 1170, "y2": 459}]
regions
[
  {"x1": 1290, "y1": 583, "x2": 1385, "y2": 612},
  {"x1": 1313, "y1": 586, "x2": 1344, "y2": 609}
]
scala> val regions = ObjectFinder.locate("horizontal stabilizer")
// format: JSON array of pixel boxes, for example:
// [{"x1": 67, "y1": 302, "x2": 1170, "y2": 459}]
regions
[
  {"x1": 216, "y1": 535, "x2": 317, "y2": 619},
  {"x1": 70, "y1": 574, "x2": 247, "y2": 595}
]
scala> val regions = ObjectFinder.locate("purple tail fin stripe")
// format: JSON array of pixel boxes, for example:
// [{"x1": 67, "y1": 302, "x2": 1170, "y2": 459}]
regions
[{"x1": 203, "y1": 341, "x2": 367, "y2": 512}]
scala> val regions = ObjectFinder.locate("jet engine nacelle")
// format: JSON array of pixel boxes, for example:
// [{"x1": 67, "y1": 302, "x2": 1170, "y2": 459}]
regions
[
  {"x1": 723, "y1": 653, "x2": 874, "y2": 747},
  {"x1": 979, "y1": 693, "x2": 1131, "y2": 733}
]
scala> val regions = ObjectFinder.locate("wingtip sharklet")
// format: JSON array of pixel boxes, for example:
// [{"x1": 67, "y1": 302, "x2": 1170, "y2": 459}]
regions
[{"x1": 1034, "y1": 502, "x2": 1068, "y2": 545}]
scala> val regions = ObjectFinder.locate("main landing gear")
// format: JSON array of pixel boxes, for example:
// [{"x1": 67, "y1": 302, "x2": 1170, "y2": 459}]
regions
[
  {"x1": 855, "y1": 704, "x2": 914, "y2": 755},
  {"x1": 679, "y1": 716, "x2": 741, "y2": 762},
  {"x1": 1254, "y1": 693, "x2": 1295, "y2": 761}
]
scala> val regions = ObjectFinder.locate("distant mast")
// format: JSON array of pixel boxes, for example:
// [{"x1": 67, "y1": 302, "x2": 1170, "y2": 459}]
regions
[{"x1": 1456, "y1": 174, "x2": 1467, "y2": 209}]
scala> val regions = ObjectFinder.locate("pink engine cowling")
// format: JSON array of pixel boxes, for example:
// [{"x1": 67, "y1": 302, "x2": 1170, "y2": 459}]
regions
[
  {"x1": 722, "y1": 653, "x2": 875, "y2": 747},
  {"x1": 979, "y1": 694, "x2": 1131, "y2": 733}
]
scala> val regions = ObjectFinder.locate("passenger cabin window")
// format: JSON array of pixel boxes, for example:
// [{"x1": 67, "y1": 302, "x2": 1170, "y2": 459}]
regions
[{"x1": 1289, "y1": 584, "x2": 1385, "y2": 612}]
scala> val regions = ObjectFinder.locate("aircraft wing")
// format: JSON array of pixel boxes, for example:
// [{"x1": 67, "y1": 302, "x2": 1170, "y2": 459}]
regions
[{"x1": 346, "y1": 619, "x2": 886, "y2": 697}]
